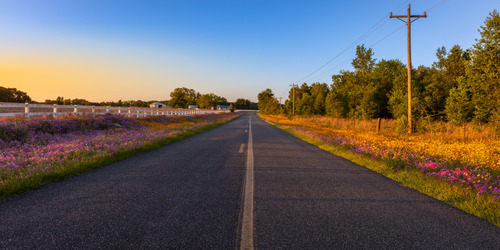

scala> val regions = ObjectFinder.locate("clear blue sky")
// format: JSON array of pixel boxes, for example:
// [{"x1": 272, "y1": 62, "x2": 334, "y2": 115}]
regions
[{"x1": 0, "y1": 0, "x2": 498, "y2": 103}]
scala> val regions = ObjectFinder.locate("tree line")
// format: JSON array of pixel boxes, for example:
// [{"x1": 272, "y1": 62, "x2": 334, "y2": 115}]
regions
[
  {"x1": 259, "y1": 10, "x2": 500, "y2": 127},
  {"x1": 1, "y1": 85, "x2": 257, "y2": 110}
]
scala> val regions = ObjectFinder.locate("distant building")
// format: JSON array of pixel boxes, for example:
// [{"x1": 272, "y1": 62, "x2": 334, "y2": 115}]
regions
[
  {"x1": 217, "y1": 105, "x2": 230, "y2": 111},
  {"x1": 150, "y1": 102, "x2": 171, "y2": 108},
  {"x1": 188, "y1": 105, "x2": 199, "y2": 109}
]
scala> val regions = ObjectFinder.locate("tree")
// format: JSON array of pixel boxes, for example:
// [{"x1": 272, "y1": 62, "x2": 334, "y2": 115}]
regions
[
  {"x1": 235, "y1": 98, "x2": 251, "y2": 109},
  {"x1": 352, "y1": 44, "x2": 375, "y2": 77},
  {"x1": 446, "y1": 79, "x2": 473, "y2": 126},
  {"x1": 466, "y1": 10, "x2": 500, "y2": 123},
  {"x1": 0, "y1": 86, "x2": 32, "y2": 103},
  {"x1": 170, "y1": 87, "x2": 199, "y2": 108},
  {"x1": 258, "y1": 89, "x2": 280, "y2": 114},
  {"x1": 56, "y1": 96, "x2": 64, "y2": 105},
  {"x1": 197, "y1": 94, "x2": 216, "y2": 109},
  {"x1": 310, "y1": 83, "x2": 329, "y2": 115},
  {"x1": 420, "y1": 45, "x2": 469, "y2": 121},
  {"x1": 325, "y1": 71, "x2": 354, "y2": 118},
  {"x1": 371, "y1": 59, "x2": 406, "y2": 118}
]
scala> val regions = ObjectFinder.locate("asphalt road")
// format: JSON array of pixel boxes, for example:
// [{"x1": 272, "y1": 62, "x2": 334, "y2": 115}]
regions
[{"x1": 0, "y1": 113, "x2": 499, "y2": 249}]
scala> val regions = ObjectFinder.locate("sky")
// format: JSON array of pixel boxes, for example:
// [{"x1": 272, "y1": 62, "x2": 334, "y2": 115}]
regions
[{"x1": 0, "y1": 0, "x2": 498, "y2": 103}]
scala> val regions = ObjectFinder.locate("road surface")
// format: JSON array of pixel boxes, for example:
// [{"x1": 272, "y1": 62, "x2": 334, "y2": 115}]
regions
[{"x1": 0, "y1": 113, "x2": 499, "y2": 249}]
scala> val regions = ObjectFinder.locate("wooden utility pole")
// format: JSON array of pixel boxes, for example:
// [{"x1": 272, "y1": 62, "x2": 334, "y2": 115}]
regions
[
  {"x1": 289, "y1": 83, "x2": 296, "y2": 116},
  {"x1": 390, "y1": 4, "x2": 426, "y2": 134}
]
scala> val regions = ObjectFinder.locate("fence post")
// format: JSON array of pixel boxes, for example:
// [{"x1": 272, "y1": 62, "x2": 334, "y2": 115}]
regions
[
  {"x1": 74, "y1": 105, "x2": 78, "y2": 116},
  {"x1": 118, "y1": 107, "x2": 122, "y2": 114},
  {"x1": 92, "y1": 106, "x2": 96, "y2": 118},
  {"x1": 106, "y1": 106, "x2": 110, "y2": 113},
  {"x1": 53, "y1": 104, "x2": 58, "y2": 119},
  {"x1": 25, "y1": 103, "x2": 30, "y2": 121},
  {"x1": 136, "y1": 110, "x2": 139, "y2": 118}
]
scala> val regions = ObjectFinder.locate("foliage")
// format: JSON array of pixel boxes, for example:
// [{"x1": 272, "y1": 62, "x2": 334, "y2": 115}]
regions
[
  {"x1": 234, "y1": 98, "x2": 252, "y2": 109},
  {"x1": 277, "y1": 10, "x2": 498, "y2": 126},
  {"x1": 466, "y1": 10, "x2": 500, "y2": 123},
  {"x1": 446, "y1": 79, "x2": 473, "y2": 126},
  {"x1": 169, "y1": 87, "x2": 200, "y2": 108},
  {"x1": 257, "y1": 88, "x2": 281, "y2": 115},
  {"x1": 0, "y1": 86, "x2": 32, "y2": 103},
  {"x1": 196, "y1": 93, "x2": 228, "y2": 109}
]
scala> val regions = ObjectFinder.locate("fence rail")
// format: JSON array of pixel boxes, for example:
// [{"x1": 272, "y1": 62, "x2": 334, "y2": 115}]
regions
[{"x1": 0, "y1": 103, "x2": 224, "y2": 121}]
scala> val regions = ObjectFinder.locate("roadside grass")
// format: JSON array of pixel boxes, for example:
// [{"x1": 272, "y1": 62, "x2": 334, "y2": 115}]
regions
[
  {"x1": 260, "y1": 115, "x2": 500, "y2": 228},
  {"x1": 0, "y1": 114, "x2": 241, "y2": 201}
]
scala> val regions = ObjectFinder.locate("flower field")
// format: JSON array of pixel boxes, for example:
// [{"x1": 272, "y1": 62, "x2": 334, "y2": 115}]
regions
[
  {"x1": 259, "y1": 114, "x2": 500, "y2": 200},
  {"x1": 0, "y1": 113, "x2": 239, "y2": 195}
]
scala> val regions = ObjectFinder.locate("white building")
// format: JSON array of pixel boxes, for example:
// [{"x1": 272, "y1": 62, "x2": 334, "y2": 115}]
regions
[{"x1": 149, "y1": 102, "x2": 171, "y2": 108}]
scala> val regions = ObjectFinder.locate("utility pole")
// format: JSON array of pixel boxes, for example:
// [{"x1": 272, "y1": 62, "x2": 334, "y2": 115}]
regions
[
  {"x1": 289, "y1": 83, "x2": 296, "y2": 115},
  {"x1": 390, "y1": 4, "x2": 426, "y2": 134}
]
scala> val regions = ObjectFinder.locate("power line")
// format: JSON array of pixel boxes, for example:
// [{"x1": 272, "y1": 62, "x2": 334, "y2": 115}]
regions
[
  {"x1": 426, "y1": 0, "x2": 450, "y2": 13},
  {"x1": 293, "y1": 0, "x2": 415, "y2": 85},
  {"x1": 307, "y1": 23, "x2": 406, "y2": 84}
]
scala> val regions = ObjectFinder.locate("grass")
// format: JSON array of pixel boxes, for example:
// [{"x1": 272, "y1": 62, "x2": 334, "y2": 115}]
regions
[
  {"x1": 260, "y1": 114, "x2": 500, "y2": 228},
  {"x1": 0, "y1": 114, "x2": 241, "y2": 201}
]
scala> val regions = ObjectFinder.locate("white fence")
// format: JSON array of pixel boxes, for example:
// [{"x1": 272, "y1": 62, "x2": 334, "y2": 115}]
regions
[{"x1": 0, "y1": 103, "x2": 224, "y2": 121}]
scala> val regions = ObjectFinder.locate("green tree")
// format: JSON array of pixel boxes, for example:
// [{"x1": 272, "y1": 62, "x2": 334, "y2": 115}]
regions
[
  {"x1": 197, "y1": 93, "x2": 216, "y2": 109},
  {"x1": 352, "y1": 44, "x2": 375, "y2": 76},
  {"x1": 258, "y1": 88, "x2": 280, "y2": 114},
  {"x1": 371, "y1": 59, "x2": 406, "y2": 118},
  {"x1": 170, "y1": 87, "x2": 199, "y2": 108},
  {"x1": 0, "y1": 86, "x2": 32, "y2": 103},
  {"x1": 325, "y1": 71, "x2": 354, "y2": 118},
  {"x1": 310, "y1": 83, "x2": 329, "y2": 115},
  {"x1": 421, "y1": 45, "x2": 469, "y2": 121},
  {"x1": 466, "y1": 10, "x2": 500, "y2": 123},
  {"x1": 445, "y1": 79, "x2": 473, "y2": 126},
  {"x1": 235, "y1": 98, "x2": 251, "y2": 109}
]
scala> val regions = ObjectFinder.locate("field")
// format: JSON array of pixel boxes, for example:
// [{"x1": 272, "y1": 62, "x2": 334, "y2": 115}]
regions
[
  {"x1": 259, "y1": 114, "x2": 500, "y2": 226},
  {"x1": 0, "y1": 113, "x2": 240, "y2": 199}
]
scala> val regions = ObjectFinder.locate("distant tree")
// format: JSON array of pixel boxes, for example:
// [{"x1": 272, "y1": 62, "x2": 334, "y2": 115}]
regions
[
  {"x1": 297, "y1": 92, "x2": 314, "y2": 116},
  {"x1": 235, "y1": 98, "x2": 251, "y2": 109},
  {"x1": 56, "y1": 96, "x2": 64, "y2": 105},
  {"x1": 197, "y1": 94, "x2": 216, "y2": 109},
  {"x1": 63, "y1": 99, "x2": 72, "y2": 105},
  {"x1": 258, "y1": 89, "x2": 280, "y2": 114},
  {"x1": 0, "y1": 86, "x2": 32, "y2": 103},
  {"x1": 196, "y1": 93, "x2": 228, "y2": 109},
  {"x1": 170, "y1": 87, "x2": 199, "y2": 108},
  {"x1": 310, "y1": 83, "x2": 329, "y2": 115}
]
